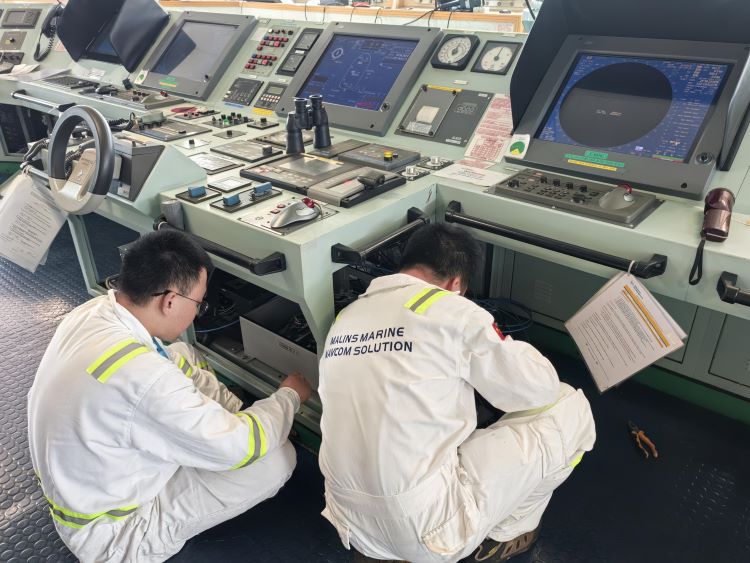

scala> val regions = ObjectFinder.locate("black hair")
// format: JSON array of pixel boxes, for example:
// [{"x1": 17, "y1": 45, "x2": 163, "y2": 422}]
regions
[
  {"x1": 399, "y1": 223, "x2": 481, "y2": 288},
  {"x1": 117, "y1": 230, "x2": 212, "y2": 305}
]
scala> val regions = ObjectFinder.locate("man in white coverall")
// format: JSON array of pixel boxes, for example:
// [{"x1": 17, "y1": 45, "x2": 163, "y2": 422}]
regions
[
  {"x1": 318, "y1": 224, "x2": 596, "y2": 563},
  {"x1": 28, "y1": 229, "x2": 312, "y2": 562}
]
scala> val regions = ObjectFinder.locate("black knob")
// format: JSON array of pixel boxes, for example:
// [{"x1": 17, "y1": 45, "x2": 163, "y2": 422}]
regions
[
  {"x1": 579, "y1": 185, "x2": 588, "y2": 192},
  {"x1": 262, "y1": 145, "x2": 273, "y2": 156}
]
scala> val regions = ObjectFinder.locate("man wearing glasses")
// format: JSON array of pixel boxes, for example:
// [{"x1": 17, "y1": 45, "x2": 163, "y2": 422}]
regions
[{"x1": 28, "y1": 229, "x2": 312, "y2": 562}]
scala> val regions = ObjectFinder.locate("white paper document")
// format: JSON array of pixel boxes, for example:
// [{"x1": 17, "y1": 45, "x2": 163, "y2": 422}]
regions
[
  {"x1": 0, "y1": 174, "x2": 68, "y2": 273},
  {"x1": 433, "y1": 163, "x2": 511, "y2": 187},
  {"x1": 565, "y1": 273, "x2": 687, "y2": 393},
  {"x1": 464, "y1": 93, "x2": 514, "y2": 163}
]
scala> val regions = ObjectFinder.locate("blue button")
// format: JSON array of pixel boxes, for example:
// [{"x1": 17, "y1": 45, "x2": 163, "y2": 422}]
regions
[
  {"x1": 188, "y1": 186, "x2": 206, "y2": 198},
  {"x1": 254, "y1": 181, "x2": 272, "y2": 195},
  {"x1": 223, "y1": 194, "x2": 241, "y2": 206}
]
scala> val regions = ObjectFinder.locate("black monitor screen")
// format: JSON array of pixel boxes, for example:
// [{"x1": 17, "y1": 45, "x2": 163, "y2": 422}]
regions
[
  {"x1": 536, "y1": 53, "x2": 730, "y2": 162},
  {"x1": 151, "y1": 21, "x2": 238, "y2": 82},
  {"x1": 83, "y1": 17, "x2": 119, "y2": 62},
  {"x1": 297, "y1": 35, "x2": 418, "y2": 111}
]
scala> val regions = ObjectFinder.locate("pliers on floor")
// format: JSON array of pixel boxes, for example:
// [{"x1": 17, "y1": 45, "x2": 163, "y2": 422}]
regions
[{"x1": 628, "y1": 421, "x2": 659, "y2": 459}]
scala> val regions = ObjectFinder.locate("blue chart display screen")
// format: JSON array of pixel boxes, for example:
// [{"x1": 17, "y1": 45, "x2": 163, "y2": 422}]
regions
[
  {"x1": 536, "y1": 54, "x2": 730, "y2": 162},
  {"x1": 298, "y1": 35, "x2": 418, "y2": 111}
]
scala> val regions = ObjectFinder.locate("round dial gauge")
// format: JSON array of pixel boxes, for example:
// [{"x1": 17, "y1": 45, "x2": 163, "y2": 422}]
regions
[
  {"x1": 431, "y1": 34, "x2": 479, "y2": 70},
  {"x1": 479, "y1": 46, "x2": 515, "y2": 72},
  {"x1": 437, "y1": 36, "x2": 473, "y2": 65}
]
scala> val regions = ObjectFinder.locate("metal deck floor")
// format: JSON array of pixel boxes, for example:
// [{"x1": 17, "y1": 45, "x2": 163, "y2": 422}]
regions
[{"x1": 1, "y1": 222, "x2": 749, "y2": 563}]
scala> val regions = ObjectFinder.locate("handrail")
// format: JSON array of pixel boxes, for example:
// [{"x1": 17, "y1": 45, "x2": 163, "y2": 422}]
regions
[
  {"x1": 155, "y1": 218, "x2": 286, "y2": 276},
  {"x1": 12, "y1": 90, "x2": 76, "y2": 113},
  {"x1": 331, "y1": 207, "x2": 429, "y2": 265},
  {"x1": 444, "y1": 201, "x2": 667, "y2": 279},
  {"x1": 717, "y1": 271, "x2": 750, "y2": 307}
]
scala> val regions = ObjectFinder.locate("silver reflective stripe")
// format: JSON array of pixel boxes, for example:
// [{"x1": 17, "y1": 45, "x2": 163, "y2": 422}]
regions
[
  {"x1": 88, "y1": 342, "x2": 145, "y2": 380},
  {"x1": 237, "y1": 415, "x2": 262, "y2": 469},
  {"x1": 106, "y1": 507, "x2": 138, "y2": 518},
  {"x1": 408, "y1": 288, "x2": 443, "y2": 312},
  {"x1": 178, "y1": 356, "x2": 192, "y2": 376},
  {"x1": 51, "y1": 507, "x2": 91, "y2": 527}
]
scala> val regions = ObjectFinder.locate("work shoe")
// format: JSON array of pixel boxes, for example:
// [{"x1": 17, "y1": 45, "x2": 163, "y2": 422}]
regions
[
  {"x1": 352, "y1": 550, "x2": 407, "y2": 563},
  {"x1": 467, "y1": 524, "x2": 541, "y2": 562}
]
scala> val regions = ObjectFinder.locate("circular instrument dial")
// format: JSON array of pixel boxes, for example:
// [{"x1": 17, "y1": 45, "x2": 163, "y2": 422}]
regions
[
  {"x1": 437, "y1": 36, "x2": 474, "y2": 65},
  {"x1": 479, "y1": 45, "x2": 516, "y2": 73}
]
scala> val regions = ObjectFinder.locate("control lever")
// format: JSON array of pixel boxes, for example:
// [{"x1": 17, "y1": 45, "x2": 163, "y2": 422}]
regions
[{"x1": 285, "y1": 94, "x2": 331, "y2": 154}]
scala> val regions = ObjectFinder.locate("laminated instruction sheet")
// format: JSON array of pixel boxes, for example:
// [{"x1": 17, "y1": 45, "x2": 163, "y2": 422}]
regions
[{"x1": 565, "y1": 272, "x2": 687, "y2": 392}]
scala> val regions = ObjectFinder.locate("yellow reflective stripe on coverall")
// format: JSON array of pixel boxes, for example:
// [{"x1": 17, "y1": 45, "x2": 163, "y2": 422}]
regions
[
  {"x1": 86, "y1": 340, "x2": 149, "y2": 382},
  {"x1": 232, "y1": 412, "x2": 268, "y2": 469},
  {"x1": 404, "y1": 288, "x2": 451, "y2": 314},
  {"x1": 47, "y1": 497, "x2": 138, "y2": 529},
  {"x1": 177, "y1": 355, "x2": 193, "y2": 378}
]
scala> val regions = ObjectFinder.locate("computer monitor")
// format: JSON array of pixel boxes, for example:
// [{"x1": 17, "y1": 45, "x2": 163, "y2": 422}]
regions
[
  {"x1": 537, "y1": 54, "x2": 729, "y2": 163},
  {"x1": 298, "y1": 35, "x2": 418, "y2": 111},
  {"x1": 276, "y1": 23, "x2": 442, "y2": 136},
  {"x1": 81, "y1": 17, "x2": 120, "y2": 64},
  {"x1": 139, "y1": 12, "x2": 256, "y2": 100},
  {"x1": 508, "y1": 36, "x2": 749, "y2": 199}
]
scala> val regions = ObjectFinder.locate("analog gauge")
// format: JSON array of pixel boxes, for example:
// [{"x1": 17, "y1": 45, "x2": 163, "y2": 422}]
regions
[
  {"x1": 471, "y1": 41, "x2": 521, "y2": 75},
  {"x1": 431, "y1": 34, "x2": 480, "y2": 71}
]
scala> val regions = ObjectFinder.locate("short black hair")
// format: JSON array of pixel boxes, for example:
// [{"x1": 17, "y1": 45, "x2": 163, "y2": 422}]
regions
[
  {"x1": 117, "y1": 230, "x2": 212, "y2": 305},
  {"x1": 399, "y1": 223, "x2": 481, "y2": 288}
]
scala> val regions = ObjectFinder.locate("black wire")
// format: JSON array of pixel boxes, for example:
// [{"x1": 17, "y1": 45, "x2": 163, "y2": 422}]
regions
[
  {"x1": 447, "y1": 7, "x2": 454, "y2": 28},
  {"x1": 322, "y1": 5, "x2": 327, "y2": 23},
  {"x1": 404, "y1": 9, "x2": 435, "y2": 26},
  {"x1": 374, "y1": 7, "x2": 382, "y2": 24},
  {"x1": 304, "y1": 1, "x2": 308, "y2": 21},
  {"x1": 349, "y1": 6, "x2": 355, "y2": 22},
  {"x1": 427, "y1": 8, "x2": 434, "y2": 27},
  {"x1": 525, "y1": 0, "x2": 536, "y2": 20}
]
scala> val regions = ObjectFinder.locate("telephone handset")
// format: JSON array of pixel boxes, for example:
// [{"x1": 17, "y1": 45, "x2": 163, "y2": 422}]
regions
[
  {"x1": 689, "y1": 188, "x2": 735, "y2": 285},
  {"x1": 33, "y1": 3, "x2": 64, "y2": 62}
]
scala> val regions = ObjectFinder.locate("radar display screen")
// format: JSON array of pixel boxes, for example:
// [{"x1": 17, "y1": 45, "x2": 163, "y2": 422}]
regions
[
  {"x1": 151, "y1": 21, "x2": 237, "y2": 82},
  {"x1": 536, "y1": 54, "x2": 730, "y2": 162},
  {"x1": 297, "y1": 35, "x2": 418, "y2": 111}
]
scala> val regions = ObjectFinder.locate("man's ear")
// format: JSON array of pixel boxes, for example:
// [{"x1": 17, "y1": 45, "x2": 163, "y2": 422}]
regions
[
  {"x1": 446, "y1": 276, "x2": 464, "y2": 294},
  {"x1": 157, "y1": 292, "x2": 175, "y2": 316}
]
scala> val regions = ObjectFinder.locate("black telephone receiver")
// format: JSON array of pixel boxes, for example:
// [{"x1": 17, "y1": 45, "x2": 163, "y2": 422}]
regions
[
  {"x1": 34, "y1": 3, "x2": 65, "y2": 62},
  {"x1": 689, "y1": 187, "x2": 735, "y2": 285}
]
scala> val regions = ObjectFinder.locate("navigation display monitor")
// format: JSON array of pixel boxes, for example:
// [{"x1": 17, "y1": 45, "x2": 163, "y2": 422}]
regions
[
  {"x1": 537, "y1": 54, "x2": 730, "y2": 162},
  {"x1": 140, "y1": 12, "x2": 256, "y2": 100},
  {"x1": 297, "y1": 35, "x2": 419, "y2": 111},
  {"x1": 151, "y1": 21, "x2": 237, "y2": 82}
]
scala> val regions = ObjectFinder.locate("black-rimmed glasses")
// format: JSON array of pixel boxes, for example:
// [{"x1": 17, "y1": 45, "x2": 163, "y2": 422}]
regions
[{"x1": 152, "y1": 290, "x2": 209, "y2": 317}]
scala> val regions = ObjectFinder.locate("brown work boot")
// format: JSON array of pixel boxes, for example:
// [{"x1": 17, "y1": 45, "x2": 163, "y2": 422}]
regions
[{"x1": 466, "y1": 524, "x2": 541, "y2": 562}]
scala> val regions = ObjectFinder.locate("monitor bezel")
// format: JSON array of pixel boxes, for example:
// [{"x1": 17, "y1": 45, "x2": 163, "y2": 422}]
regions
[
  {"x1": 507, "y1": 35, "x2": 748, "y2": 200},
  {"x1": 276, "y1": 22, "x2": 442, "y2": 137},
  {"x1": 138, "y1": 11, "x2": 256, "y2": 101}
]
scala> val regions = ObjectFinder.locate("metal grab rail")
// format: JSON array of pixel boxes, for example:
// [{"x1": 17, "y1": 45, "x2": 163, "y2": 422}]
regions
[
  {"x1": 12, "y1": 90, "x2": 76, "y2": 113},
  {"x1": 717, "y1": 271, "x2": 750, "y2": 307},
  {"x1": 331, "y1": 207, "x2": 429, "y2": 265},
  {"x1": 155, "y1": 218, "x2": 286, "y2": 276},
  {"x1": 444, "y1": 200, "x2": 667, "y2": 279}
]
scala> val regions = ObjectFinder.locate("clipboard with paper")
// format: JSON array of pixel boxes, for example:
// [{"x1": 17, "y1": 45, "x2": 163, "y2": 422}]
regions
[{"x1": 565, "y1": 272, "x2": 687, "y2": 393}]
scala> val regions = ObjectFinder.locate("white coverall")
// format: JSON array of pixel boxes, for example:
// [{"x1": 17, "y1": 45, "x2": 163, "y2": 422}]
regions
[
  {"x1": 27, "y1": 290, "x2": 299, "y2": 562},
  {"x1": 318, "y1": 274, "x2": 596, "y2": 563}
]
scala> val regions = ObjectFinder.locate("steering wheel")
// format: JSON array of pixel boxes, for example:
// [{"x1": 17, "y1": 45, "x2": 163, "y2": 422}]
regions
[{"x1": 47, "y1": 105, "x2": 115, "y2": 214}]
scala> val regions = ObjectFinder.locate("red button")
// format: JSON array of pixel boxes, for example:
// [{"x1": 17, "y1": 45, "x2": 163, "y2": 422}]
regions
[
  {"x1": 270, "y1": 209, "x2": 280, "y2": 214},
  {"x1": 274, "y1": 41, "x2": 280, "y2": 47},
  {"x1": 270, "y1": 56, "x2": 277, "y2": 61},
  {"x1": 244, "y1": 63, "x2": 252, "y2": 69},
  {"x1": 249, "y1": 64, "x2": 256, "y2": 70},
  {"x1": 282, "y1": 37, "x2": 289, "y2": 43},
  {"x1": 277, "y1": 204, "x2": 286, "y2": 208},
  {"x1": 257, "y1": 46, "x2": 263, "y2": 51}
]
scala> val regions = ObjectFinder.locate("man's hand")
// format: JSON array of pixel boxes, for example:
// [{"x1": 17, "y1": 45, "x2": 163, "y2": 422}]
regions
[{"x1": 280, "y1": 372, "x2": 313, "y2": 403}]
